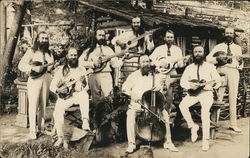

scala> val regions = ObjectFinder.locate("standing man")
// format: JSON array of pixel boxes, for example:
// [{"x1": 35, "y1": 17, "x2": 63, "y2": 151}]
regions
[
  {"x1": 179, "y1": 46, "x2": 221, "y2": 151},
  {"x1": 150, "y1": 29, "x2": 188, "y2": 106},
  {"x1": 18, "y1": 31, "x2": 54, "y2": 139},
  {"x1": 79, "y1": 29, "x2": 123, "y2": 102},
  {"x1": 50, "y1": 47, "x2": 90, "y2": 147},
  {"x1": 206, "y1": 27, "x2": 243, "y2": 132},
  {"x1": 122, "y1": 54, "x2": 178, "y2": 154},
  {"x1": 112, "y1": 17, "x2": 155, "y2": 85}
]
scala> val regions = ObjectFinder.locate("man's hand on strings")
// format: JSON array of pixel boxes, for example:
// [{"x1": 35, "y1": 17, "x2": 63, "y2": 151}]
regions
[
  {"x1": 31, "y1": 66, "x2": 42, "y2": 73},
  {"x1": 56, "y1": 86, "x2": 69, "y2": 94},
  {"x1": 130, "y1": 92, "x2": 140, "y2": 102},
  {"x1": 189, "y1": 82, "x2": 200, "y2": 90}
]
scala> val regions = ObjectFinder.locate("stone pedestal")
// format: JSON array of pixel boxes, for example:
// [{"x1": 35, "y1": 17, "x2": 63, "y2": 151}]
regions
[{"x1": 14, "y1": 79, "x2": 29, "y2": 128}]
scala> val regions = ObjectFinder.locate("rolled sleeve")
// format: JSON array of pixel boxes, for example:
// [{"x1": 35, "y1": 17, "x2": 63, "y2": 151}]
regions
[{"x1": 18, "y1": 49, "x2": 33, "y2": 73}]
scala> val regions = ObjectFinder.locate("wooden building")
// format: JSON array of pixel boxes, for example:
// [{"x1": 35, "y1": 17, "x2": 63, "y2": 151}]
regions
[{"x1": 78, "y1": 0, "x2": 230, "y2": 57}]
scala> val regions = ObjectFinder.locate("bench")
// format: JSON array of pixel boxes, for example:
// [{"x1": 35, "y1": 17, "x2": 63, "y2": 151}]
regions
[{"x1": 170, "y1": 74, "x2": 226, "y2": 139}]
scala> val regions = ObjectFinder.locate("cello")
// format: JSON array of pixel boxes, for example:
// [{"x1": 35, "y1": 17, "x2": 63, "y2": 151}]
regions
[{"x1": 135, "y1": 67, "x2": 168, "y2": 143}]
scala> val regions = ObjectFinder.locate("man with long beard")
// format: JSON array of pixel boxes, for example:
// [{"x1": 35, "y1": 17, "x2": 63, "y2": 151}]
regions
[
  {"x1": 150, "y1": 29, "x2": 188, "y2": 108},
  {"x1": 206, "y1": 27, "x2": 243, "y2": 132},
  {"x1": 50, "y1": 47, "x2": 90, "y2": 147},
  {"x1": 18, "y1": 32, "x2": 54, "y2": 139},
  {"x1": 79, "y1": 29, "x2": 123, "y2": 102},
  {"x1": 122, "y1": 54, "x2": 178, "y2": 154},
  {"x1": 111, "y1": 17, "x2": 154, "y2": 86},
  {"x1": 179, "y1": 46, "x2": 221, "y2": 151}
]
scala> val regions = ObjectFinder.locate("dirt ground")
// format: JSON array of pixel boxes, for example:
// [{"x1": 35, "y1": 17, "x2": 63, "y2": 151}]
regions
[{"x1": 0, "y1": 113, "x2": 249, "y2": 158}]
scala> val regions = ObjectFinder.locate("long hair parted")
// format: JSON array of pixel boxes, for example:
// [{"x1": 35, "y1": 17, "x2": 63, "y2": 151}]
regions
[
  {"x1": 132, "y1": 17, "x2": 146, "y2": 48},
  {"x1": 84, "y1": 30, "x2": 107, "y2": 60},
  {"x1": 62, "y1": 47, "x2": 79, "y2": 76},
  {"x1": 33, "y1": 31, "x2": 51, "y2": 56}
]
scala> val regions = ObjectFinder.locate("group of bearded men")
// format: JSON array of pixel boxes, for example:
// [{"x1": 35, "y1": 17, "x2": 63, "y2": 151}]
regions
[{"x1": 18, "y1": 16, "x2": 243, "y2": 153}]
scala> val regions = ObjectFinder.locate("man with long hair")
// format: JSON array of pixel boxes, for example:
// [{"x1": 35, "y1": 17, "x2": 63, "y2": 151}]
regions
[
  {"x1": 18, "y1": 31, "x2": 54, "y2": 139},
  {"x1": 79, "y1": 29, "x2": 123, "y2": 102},
  {"x1": 206, "y1": 27, "x2": 243, "y2": 132},
  {"x1": 111, "y1": 17, "x2": 155, "y2": 86},
  {"x1": 50, "y1": 47, "x2": 90, "y2": 148},
  {"x1": 122, "y1": 54, "x2": 178, "y2": 154},
  {"x1": 179, "y1": 46, "x2": 221, "y2": 151}
]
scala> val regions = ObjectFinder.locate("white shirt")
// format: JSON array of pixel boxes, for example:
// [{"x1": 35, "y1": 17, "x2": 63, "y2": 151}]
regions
[
  {"x1": 50, "y1": 65, "x2": 89, "y2": 94},
  {"x1": 149, "y1": 44, "x2": 184, "y2": 68},
  {"x1": 79, "y1": 44, "x2": 121, "y2": 72},
  {"x1": 206, "y1": 42, "x2": 242, "y2": 69},
  {"x1": 122, "y1": 70, "x2": 161, "y2": 99},
  {"x1": 18, "y1": 48, "x2": 54, "y2": 73},
  {"x1": 180, "y1": 62, "x2": 221, "y2": 90}
]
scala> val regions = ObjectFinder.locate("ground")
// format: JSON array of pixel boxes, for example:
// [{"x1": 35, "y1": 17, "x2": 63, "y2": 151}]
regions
[{"x1": 0, "y1": 112, "x2": 249, "y2": 158}]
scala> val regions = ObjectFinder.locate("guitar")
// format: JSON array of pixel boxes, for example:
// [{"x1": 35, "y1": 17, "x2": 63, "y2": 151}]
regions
[
  {"x1": 30, "y1": 57, "x2": 65, "y2": 79},
  {"x1": 116, "y1": 27, "x2": 161, "y2": 58},
  {"x1": 116, "y1": 27, "x2": 161, "y2": 49},
  {"x1": 156, "y1": 55, "x2": 191, "y2": 74},
  {"x1": 92, "y1": 49, "x2": 140, "y2": 73},
  {"x1": 57, "y1": 69, "x2": 93, "y2": 100},
  {"x1": 187, "y1": 79, "x2": 216, "y2": 96},
  {"x1": 213, "y1": 51, "x2": 250, "y2": 67}
]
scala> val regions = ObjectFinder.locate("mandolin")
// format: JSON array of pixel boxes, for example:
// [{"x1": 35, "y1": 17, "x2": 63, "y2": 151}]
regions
[
  {"x1": 57, "y1": 69, "x2": 93, "y2": 100},
  {"x1": 213, "y1": 51, "x2": 250, "y2": 67},
  {"x1": 156, "y1": 55, "x2": 191, "y2": 74},
  {"x1": 30, "y1": 57, "x2": 65, "y2": 79},
  {"x1": 187, "y1": 79, "x2": 216, "y2": 96}
]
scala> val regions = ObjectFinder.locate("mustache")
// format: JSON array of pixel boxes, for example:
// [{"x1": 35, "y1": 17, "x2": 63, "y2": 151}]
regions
[
  {"x1": 68, "y1": 59, "x2": 78, "y2": 68},
  {"x1": 97, "y1": 39, "x2": 106, "y2": 45}
]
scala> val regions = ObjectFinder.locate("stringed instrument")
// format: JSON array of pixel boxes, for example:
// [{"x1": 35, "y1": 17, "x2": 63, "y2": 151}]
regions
[
  {"x1": 116, "y1": 27, "x2": 160, "y2": 50},
  {"x1": 213, "y1": 51, "x2": 250, "y2": 67},
  {"x1": 156, "y1": 55, "x2": 191, "y2": 74},
  {"x1": 30, "y1": 57, "x2": 65, "y2": 79},
  {"x1": 187, "y1": 79, "x2": 216, "y2": 96},
  {"x1": 57, "y1": 69, "x2": 93, "y2": 100},
  {"x1": 136, "y1": 90, "x2": 167, "y2": 142},
  {"x1": 92, "y1": 51, "x2": 139, "y2": 73}
]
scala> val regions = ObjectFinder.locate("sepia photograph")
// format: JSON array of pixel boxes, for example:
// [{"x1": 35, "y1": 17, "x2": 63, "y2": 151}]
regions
[{"x1": 0, "y1": 0, "x2": 249, "y2": 158}]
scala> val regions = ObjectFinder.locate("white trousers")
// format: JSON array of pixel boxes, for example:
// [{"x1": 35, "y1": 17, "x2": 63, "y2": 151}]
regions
[
  {"x1": 88, "y1": 72, "x2": 113, "y2": 102},
  {"x1": 27, "y1": 73, "x2": 51, "y2": 133},
  {"x1": 53, "y1": 90, "x2": 89, "y2": 137},
  {"x1": 158, "y1": 71, "x2": 178, "y2": 106},
  {"x1": 126, "y1": 102, "x2": 172, "y2": 144},
  {"x1": 217, "y1": 67, "x2": 239, "y2": 127},
  {"x1": 179, "y1": 91, "x2": 213, "y2": 140}
]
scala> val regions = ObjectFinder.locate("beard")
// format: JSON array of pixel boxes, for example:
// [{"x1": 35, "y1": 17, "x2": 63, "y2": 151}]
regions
[
  {"x1": 140, "y1": 65, "x2": 152, "y2": 76},
  {"x1": 166, "y1": 41, "x2": 173, "y2": 48},
  {"x1": 193, "y1": 55, "x2": 204, "y2": 65},
  {"x1": 38, "y1": 41, "x2": 49, "y2": 51},
  {"x1": 225, "y1": 36, "x2": 233, "y2": 43},
  {"x1": 97, "y1": 39, "x2": 106, "y2": 45},
  {"x1": 132, "y1": 26, "x2": 141, "y2": 35},
  {"x1": 68, "y1": 59, "x2": 78, "y2": 68}
]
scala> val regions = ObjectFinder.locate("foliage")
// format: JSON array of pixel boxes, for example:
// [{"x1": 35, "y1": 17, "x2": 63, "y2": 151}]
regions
[
  {"x1": 0, "y1": 140, "x2": 115, "y2": 158},
  {"x1": 67, "y1": 26, "x2": 89, "y2": 53}
]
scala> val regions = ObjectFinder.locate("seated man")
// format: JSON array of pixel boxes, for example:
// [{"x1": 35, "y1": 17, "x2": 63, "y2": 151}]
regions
[
  {"x1": 122, "y1": 54, "x2": 178, "y2": 154},
  {"x1": 179, "y1": 46, "x2": 221, "y2": 151},
  {"x1": 50, "y1": 47, "x2": 90, "y2": 147}
]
